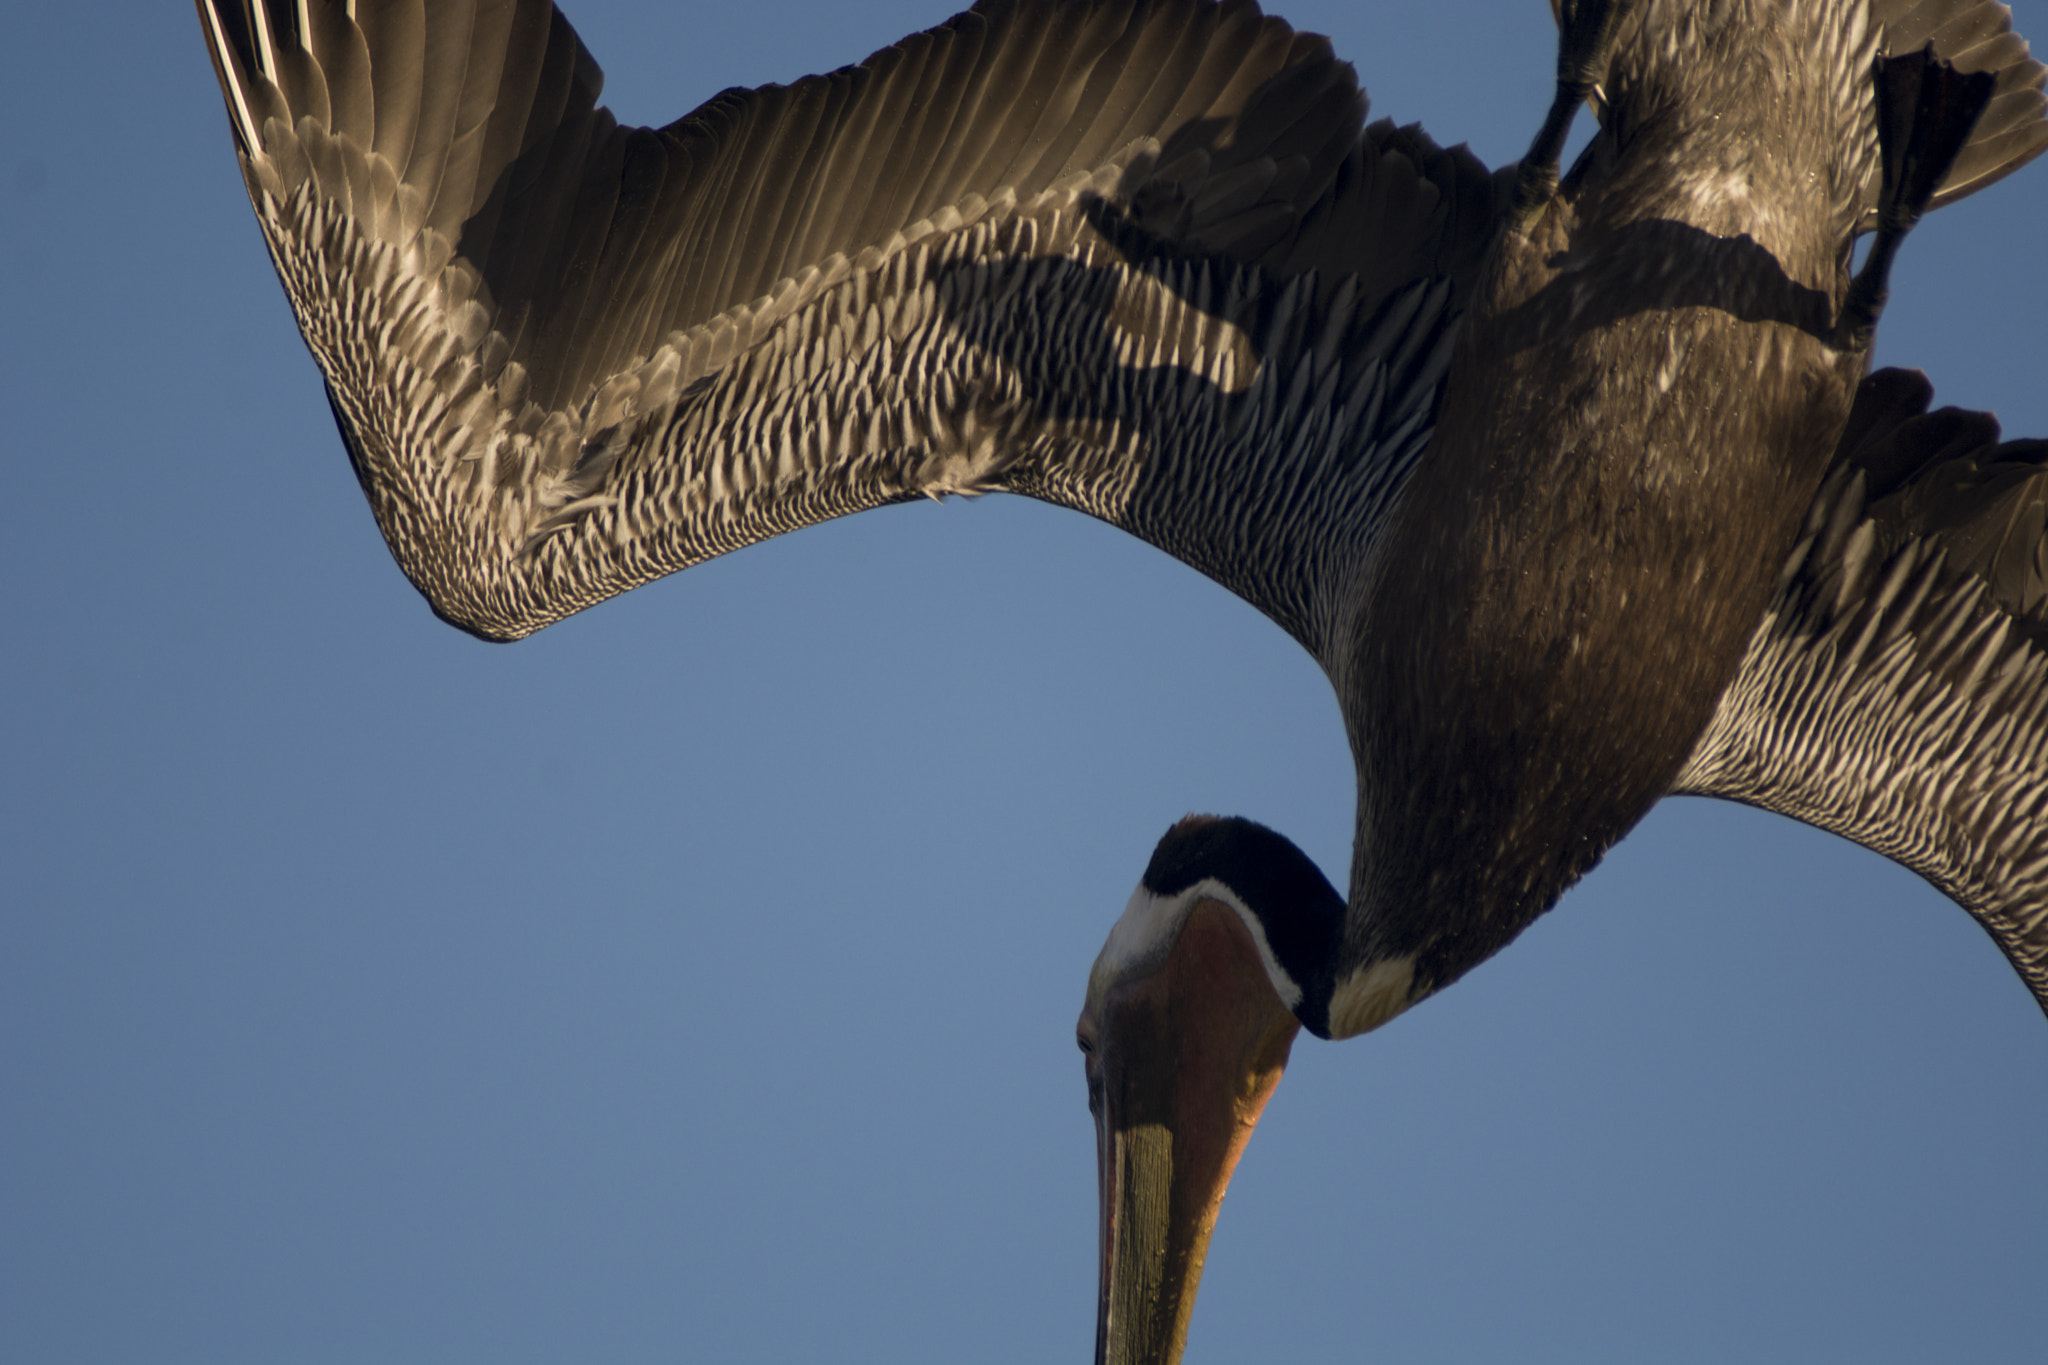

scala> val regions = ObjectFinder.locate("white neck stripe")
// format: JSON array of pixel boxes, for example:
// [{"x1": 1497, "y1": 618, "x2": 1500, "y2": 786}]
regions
[{"x1": 1090, "y1": 879, "x2": 1304, "y2": 1011}]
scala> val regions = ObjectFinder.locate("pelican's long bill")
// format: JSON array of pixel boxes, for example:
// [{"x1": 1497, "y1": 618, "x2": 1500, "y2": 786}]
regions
[{"x1": 1080, "y1": 898, "x2": 1301, "y2": 1365}]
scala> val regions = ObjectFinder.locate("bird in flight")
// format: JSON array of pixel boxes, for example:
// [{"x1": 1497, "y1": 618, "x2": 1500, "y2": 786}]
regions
[{"x1": 195, "y1": 0, "x2": 2046, "y2": 1360}]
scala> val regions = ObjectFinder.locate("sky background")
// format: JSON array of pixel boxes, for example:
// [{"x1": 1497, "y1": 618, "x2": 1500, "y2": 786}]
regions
[{"x1": 3, "y1": 1, "x2": 2045, "y2": 1361}]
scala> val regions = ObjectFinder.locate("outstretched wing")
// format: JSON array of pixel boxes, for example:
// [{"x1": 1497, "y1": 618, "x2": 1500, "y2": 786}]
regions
[
  {"x1": 1675, "y1": 369, "x2": 2048, "y2": 1010},
  {"x1": 196, "y1": 0, "x2": 1501, "y2": 656}
]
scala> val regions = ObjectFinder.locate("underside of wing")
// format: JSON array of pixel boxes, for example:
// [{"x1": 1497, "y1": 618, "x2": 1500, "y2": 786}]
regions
[
  {"x1": 1676, "y1": 369, "x2": 2048, "y2": 1012},
  {"x1": 199, "y1": 0, "x2": 1494, "y2": 652}
]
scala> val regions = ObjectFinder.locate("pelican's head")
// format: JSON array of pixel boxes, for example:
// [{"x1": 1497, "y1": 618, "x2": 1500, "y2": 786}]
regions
[{"x1": 1078, "y1": 816, "x2": 1347, "y2": 1365}]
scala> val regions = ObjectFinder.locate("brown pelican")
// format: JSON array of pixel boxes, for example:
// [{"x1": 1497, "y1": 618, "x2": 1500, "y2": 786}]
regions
[
  {"x1": 193, "y1": 0, "x2": 2045, "y2": 1359},
  {"x1": 1074, "y1": 4, "x2": 2048, "y2": 1359}
]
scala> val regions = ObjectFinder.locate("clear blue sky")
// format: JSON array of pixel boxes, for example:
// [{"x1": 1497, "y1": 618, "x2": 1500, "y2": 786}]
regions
[{"x1": 3, "y1": 1, "x2": 2043, "y2": 1360}]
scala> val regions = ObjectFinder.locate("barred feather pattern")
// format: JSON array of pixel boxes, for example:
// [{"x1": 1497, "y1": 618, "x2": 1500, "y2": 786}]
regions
[
  {"x1": 1675, "y1": 456, "x2": 2048, "y2": 1008},
  {"x1": 208, "y1": 0, "x2": 2048, "y2": 1015},
  {"x1": 245, "y1": 112, "x2": 1457, "y2": 655}
]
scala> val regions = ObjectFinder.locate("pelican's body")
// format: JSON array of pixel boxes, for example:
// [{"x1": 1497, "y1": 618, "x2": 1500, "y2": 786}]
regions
[
  {"x1": 194, "y1": 0, "x2": 2048, "y2": 1360},
  {"x1": 1331, "y1": 0, "x2": 1882, "y2": 1014}
]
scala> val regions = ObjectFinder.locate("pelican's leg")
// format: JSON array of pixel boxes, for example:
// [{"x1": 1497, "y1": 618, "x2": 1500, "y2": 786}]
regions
[
  {"x1": 1508, "y1": 0, "x2": 1636, "y2": 227},
  {"x1": 1836, "y1": 47, "x2": 1995, "y2": 349}
]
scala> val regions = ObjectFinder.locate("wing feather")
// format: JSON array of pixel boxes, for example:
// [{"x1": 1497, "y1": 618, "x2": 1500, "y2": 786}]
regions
[
  {"x1": 199, "y1": 0, "x2": 1502, "y2": 652},
  {"x1": 1677, "y1": 370, "x2": 2048, "y2": 1010},
  {"x1": 1866, "y1": 0, "x2": 2048, "y2": 221}
]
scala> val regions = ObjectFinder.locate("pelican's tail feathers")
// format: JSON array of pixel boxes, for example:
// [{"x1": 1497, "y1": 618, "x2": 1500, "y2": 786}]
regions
[{"x1": 1868, "y1": 0, "x2": 2048, "y2": 223}]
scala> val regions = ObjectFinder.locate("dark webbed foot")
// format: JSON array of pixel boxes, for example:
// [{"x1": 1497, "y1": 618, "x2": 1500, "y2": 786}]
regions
[
  {"x1": 1835, "y1": 47, "x2": 1996, "y2": 350},
  {"x1": 1509, "y1": 0, "x2": 1637, "y2": 228}
]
